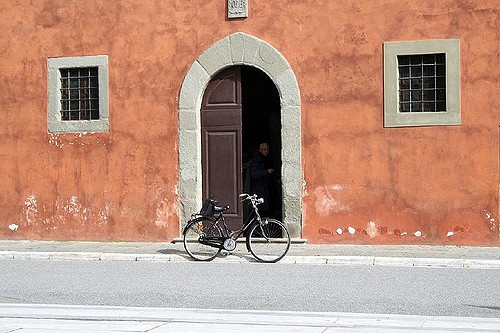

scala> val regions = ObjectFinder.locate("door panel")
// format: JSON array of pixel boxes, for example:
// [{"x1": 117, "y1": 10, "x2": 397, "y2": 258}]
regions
[
  {"x1": 202, "y1": 131, "x2": 240, "y2": 218},
  {"x1": 203, "y1": 77, "x2": 240, "y2": 107},
  {"x1": 201, "y1": 67, "x2": 242, "y2": 229}
]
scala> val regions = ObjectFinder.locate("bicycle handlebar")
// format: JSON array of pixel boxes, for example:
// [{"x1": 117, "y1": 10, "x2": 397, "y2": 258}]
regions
[{"x1": 239, "y1": 193, "x2": 264, "y2": 205}]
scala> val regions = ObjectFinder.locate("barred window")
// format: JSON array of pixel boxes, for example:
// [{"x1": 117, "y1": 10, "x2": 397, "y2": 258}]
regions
[
  {"x1": 48, "y1": 55, "x2": 109, "y2": 133},
  {"x1": 383, "y1": 39, "x2": 460, "y2": 127},
  {"x1": 60, "y1": 67, "x2": 100, "y2": 121},
  {"x1": 398, "y1": 54, "x2": 446, "y2": 113}
]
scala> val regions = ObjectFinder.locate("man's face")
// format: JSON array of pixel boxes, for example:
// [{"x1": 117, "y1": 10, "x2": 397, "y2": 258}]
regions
[{"x1": 260, "y1": 145, "x2": 269, "y2": 156}]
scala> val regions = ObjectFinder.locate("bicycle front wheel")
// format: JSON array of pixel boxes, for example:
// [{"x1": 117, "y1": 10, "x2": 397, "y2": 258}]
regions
[
  {"x1": 247, "y1": 218, "x2": 291, "y2": 263},
  {"x1": 183, "y1": 217, "x2": 222, "y2": 261}
]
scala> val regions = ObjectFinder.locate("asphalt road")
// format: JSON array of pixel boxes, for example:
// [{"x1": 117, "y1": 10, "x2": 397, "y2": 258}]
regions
[{"x1": 0, "y1": 260, "x2": 498, "y2": 318}]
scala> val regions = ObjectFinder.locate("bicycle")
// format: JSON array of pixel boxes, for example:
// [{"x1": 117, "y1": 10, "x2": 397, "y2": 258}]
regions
[{"x1": 183, "y1": 193, "x2": 291, "y2": 263}]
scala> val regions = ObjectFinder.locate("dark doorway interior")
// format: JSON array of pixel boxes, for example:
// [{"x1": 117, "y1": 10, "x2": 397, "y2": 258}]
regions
[{"x1": 241, "y1": 66, "x2": 282, "y2": 220}]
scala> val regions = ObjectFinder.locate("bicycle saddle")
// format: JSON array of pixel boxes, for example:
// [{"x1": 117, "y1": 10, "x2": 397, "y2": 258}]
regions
[{"x1": 213, "y1": 204, "x2": 229, "y2": 212}]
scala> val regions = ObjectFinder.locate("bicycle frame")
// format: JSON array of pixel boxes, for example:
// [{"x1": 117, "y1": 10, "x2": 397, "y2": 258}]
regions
[
  {"x1": 183, "y1": 193, "x2": 291, "y2": 262},
  {"x1": 194, "y1": 196, "x2": 264, "y2": 249},
  {"x1": 228, "y1": 205, "x2": 261, "y2": 237}
]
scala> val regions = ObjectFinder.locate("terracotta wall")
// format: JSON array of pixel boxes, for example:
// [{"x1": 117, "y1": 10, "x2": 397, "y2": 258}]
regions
[
  {"x1": 297, "y1": 1, "x2": 499, "y2": 245},
  {"x1": 0, "y1": 1, "x2": 498, "y2": 245}
]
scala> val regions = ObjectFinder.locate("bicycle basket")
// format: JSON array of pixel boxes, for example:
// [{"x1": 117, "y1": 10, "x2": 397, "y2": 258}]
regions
[{"x1": 199, "y1": 198, "x2": 217, "y2": 216}]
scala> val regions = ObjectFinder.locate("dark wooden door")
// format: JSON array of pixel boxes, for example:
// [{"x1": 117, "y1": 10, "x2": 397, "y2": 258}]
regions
[{"x1": 201, "y1": 67, "x2": 242, "y2": 229}]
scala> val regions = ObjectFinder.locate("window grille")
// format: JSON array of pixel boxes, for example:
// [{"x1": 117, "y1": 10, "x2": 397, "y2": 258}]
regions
[
  {"x1": 60, "y1": 67, "x2": 99, "y2": 121},
  {"x1": 397, "y1": 54, "x2": 446, "y2": 113}
]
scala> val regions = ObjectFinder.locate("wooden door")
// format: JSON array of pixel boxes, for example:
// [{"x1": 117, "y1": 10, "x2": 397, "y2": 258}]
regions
[{"x1": 201, "y1": 67, "x2": 242, "y2": 229}]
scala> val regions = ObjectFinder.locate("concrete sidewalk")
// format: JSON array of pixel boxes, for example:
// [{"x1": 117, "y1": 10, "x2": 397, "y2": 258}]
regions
[
  {"x1": 1, "y1": 304, "x2": 500, "y2": 333},
  {"x1": 0, "y1": 240, "x2": 499, "y2": 268}
]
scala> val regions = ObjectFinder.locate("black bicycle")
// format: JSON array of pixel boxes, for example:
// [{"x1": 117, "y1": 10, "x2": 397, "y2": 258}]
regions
[{"x1": 183, "y1": 194, "x2": 291, "y2": 263}]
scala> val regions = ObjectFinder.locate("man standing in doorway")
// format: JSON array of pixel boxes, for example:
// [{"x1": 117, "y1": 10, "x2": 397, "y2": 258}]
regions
[{"x1": 249, "y1": 143, "x2": 274, "y2": 215}]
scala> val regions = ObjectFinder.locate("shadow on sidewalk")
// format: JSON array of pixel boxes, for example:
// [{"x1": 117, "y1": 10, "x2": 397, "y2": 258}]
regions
[
  {"x1": 156, "y1": 248, "x2": 189, "y2": 257},
  {"x1": 156, "y1": 247, "x2": 258, "y2": 262}
]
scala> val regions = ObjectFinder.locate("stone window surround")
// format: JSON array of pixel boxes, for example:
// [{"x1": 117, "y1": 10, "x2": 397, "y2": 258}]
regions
[
  {"x1": 48, "y1": 55, "x2": 110, "y2": 133},
  {"x1": 178, "y1": 32, "x2": 302, "y2": 238},
  {"x1": 384, "y1": 39, "x2": 460, "y2": 127}
]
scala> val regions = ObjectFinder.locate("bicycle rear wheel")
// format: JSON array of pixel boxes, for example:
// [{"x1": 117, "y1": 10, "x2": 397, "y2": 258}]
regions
[
  {"x1": 183, "y1": 217, "x2": 222, "y2": 261},
  {"x1": 247, "y1": 218, "x2": 291, "y2": 263}
]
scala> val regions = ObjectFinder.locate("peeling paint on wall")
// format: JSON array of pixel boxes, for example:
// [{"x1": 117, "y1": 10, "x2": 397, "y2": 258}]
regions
[
  {"x1": 58, "y1": 196, "x2": 111, "y2": 228},
  {"x1": 98, "y1": 204, "x2": 112, "y2": 227},
  {"x1": 154, "y1": 188, "x2": 178, "y2": 228},
  {"x1": 484, "y1": 211, "x2": 497, "y2": 232},
  {"x1": 48, "y1": 134, "x2": 63, "y2": 148},
  {"x1": 320, "y1": 219, "x2": 499, "y2": 243},
  {"x1": 22, "y1": 194, "x2": 39, "y2": 226},
  {"x1": 314, "y1": 185, "x2": 351, "y2": 216},
  {"x1": 366, "y1": 221, "x2": 378, "y2": 238},
  {"x1": 155, "y1": 198, "x2": 171, "y2": 228},
  {"x1": 19, "y1": 194, "x2": 113, "y2": 233},
  {"x1": 48, "y1": 132, "x2": 108, "y2": 149}
]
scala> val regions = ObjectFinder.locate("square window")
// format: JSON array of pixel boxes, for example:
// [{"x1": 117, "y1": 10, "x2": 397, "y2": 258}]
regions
[
  {"x1": 384, "y1": 39, "x2": 460, "y2": 127},
  {"x1": 59, "y1": 67, "x2": 100, "y2": 121},
  {"x1": 48, "y1": 55, "x2": 109, "y2": 133},
  {"x1": 397, "y1": 53, "x2": 446, "y2": 114}
]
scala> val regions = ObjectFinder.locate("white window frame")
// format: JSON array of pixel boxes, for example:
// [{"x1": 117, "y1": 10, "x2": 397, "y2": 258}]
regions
[
  {"x1": 384, "y1": 39, "x2": 460, "y2": 127},
  {"x1": 48, "y1": 55, "x2": 109, "y2": 133}
]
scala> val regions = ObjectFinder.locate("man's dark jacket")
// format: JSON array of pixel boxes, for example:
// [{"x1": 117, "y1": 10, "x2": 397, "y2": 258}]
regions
[{"x1": 249, "y1": 153, "x2": 271, "y2": 210}]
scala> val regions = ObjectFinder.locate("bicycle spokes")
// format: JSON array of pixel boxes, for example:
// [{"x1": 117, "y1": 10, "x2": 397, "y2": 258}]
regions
[
  {"x1": 247, "y1": 219, "x2": 290, "y2": 263},
  {"x1": 183, "y1": 217, "x2": 222, "y2": 261}
]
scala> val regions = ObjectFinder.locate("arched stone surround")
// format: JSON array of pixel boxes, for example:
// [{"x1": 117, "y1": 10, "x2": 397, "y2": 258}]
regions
[{"x1": 178, "y1": 32, "x2": 302, "y2": 238}]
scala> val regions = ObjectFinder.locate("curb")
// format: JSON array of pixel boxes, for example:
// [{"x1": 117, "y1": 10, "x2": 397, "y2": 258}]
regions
[{"x1": 0, "y1": 251, "x2": 499, "y2": 269}]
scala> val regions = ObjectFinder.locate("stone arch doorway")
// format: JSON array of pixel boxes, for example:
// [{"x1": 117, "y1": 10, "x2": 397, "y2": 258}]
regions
[
  {"x1": 200, "y1": 65, "x2": 283, "y2": 230},
  {"x1": 178, "y1": 32, "x2": 302, "y2": 238}
]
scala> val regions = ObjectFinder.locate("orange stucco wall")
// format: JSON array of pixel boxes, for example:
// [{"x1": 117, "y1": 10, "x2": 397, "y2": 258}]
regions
[{"x1": 0, "y1": 1, "x2": 498, "y2": 245}]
